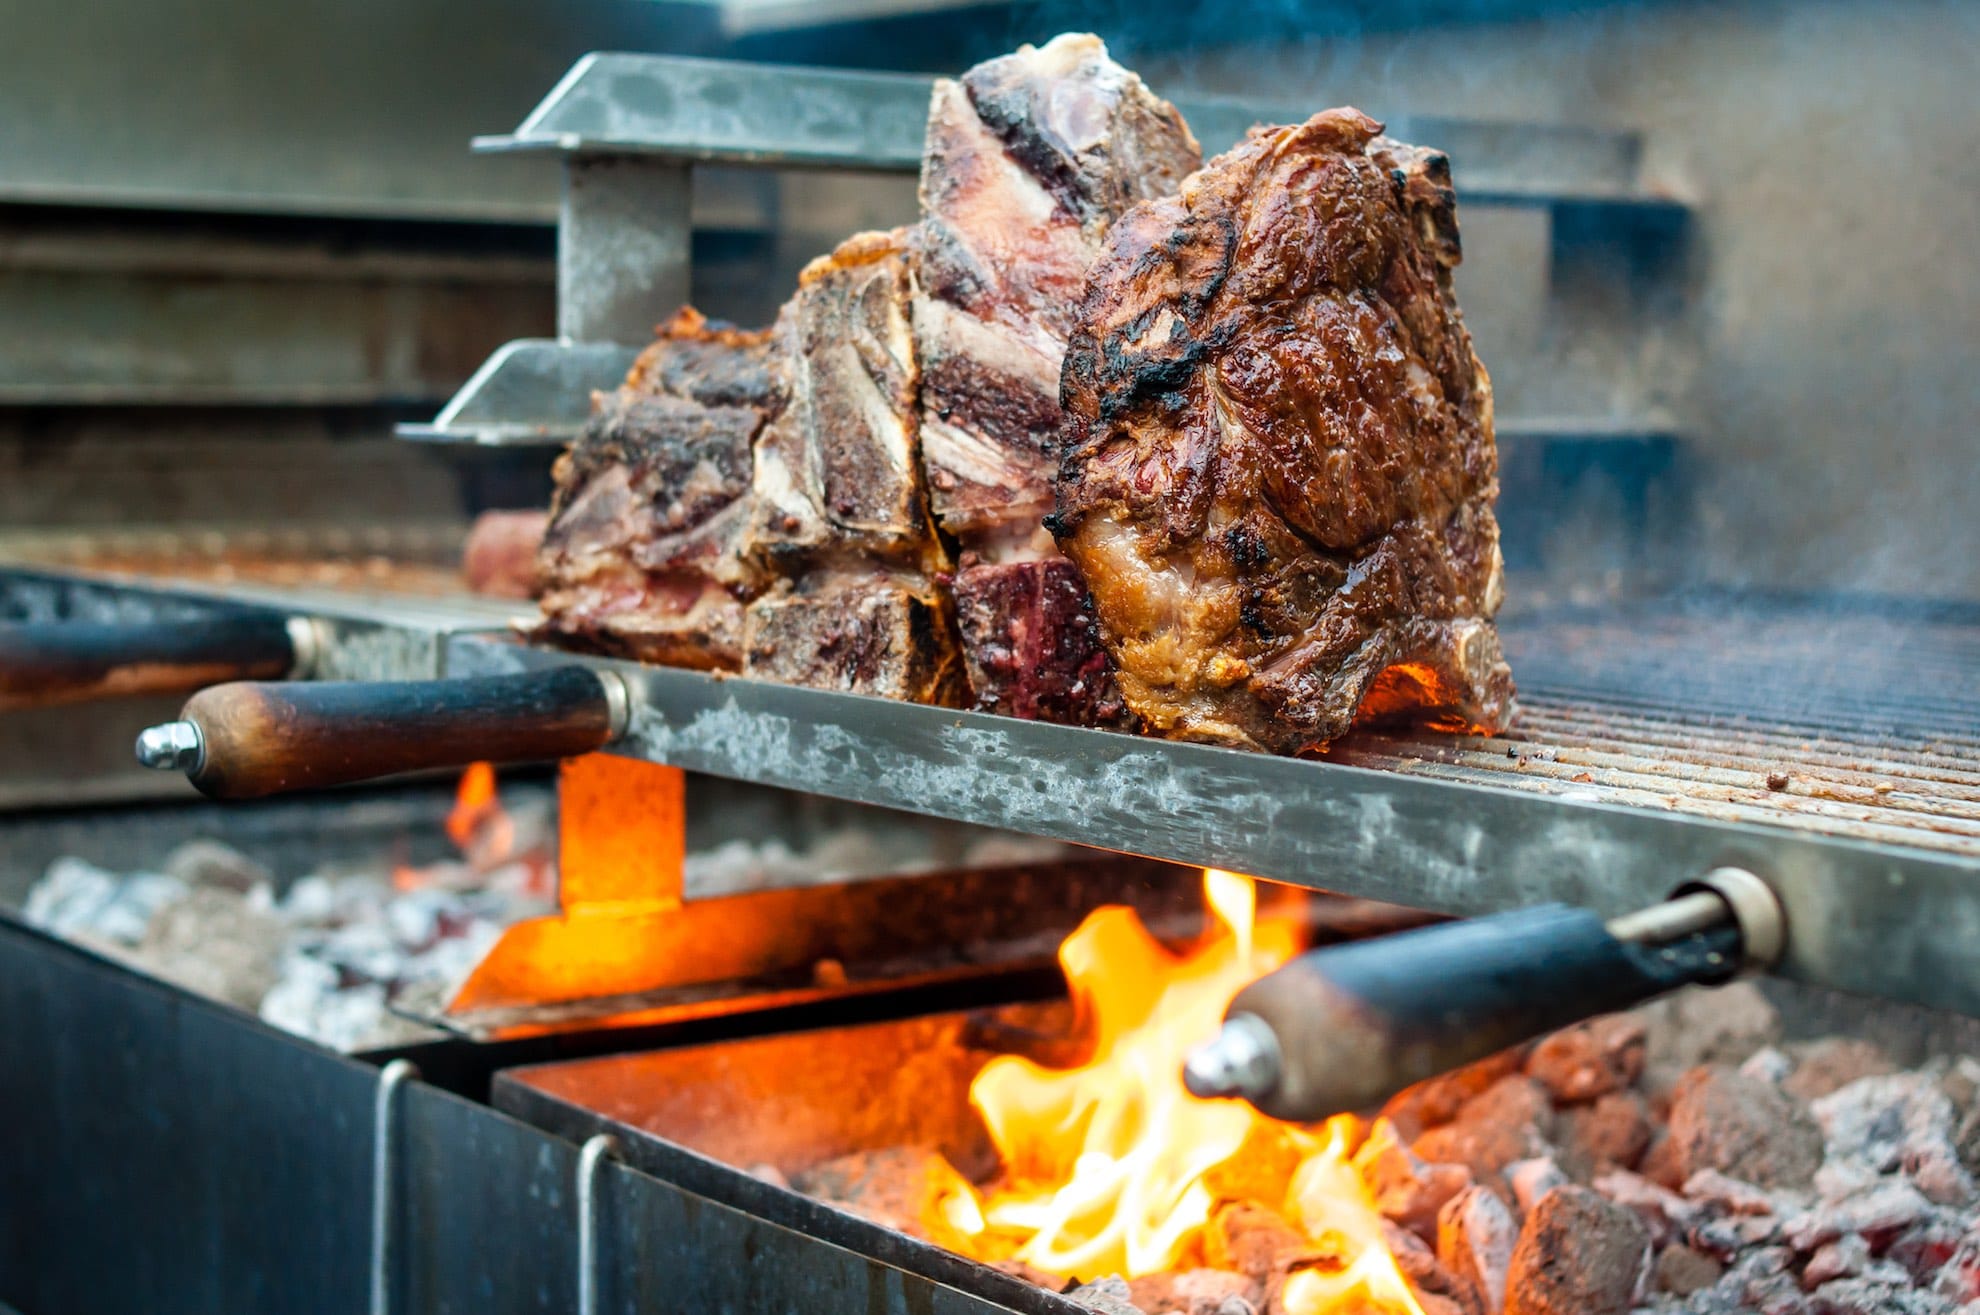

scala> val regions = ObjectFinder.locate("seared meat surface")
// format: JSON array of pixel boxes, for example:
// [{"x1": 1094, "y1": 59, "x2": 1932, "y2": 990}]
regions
[
  {"x1": 1053, "y1": 110, "x2": 1515, "y2": 752},
  {"x1": 912, "y1": 34, "x2": 1197, "y2": 722},
  {"x1": 534, "y1": 42, "x2": 1513, "y2": 749},
  {"x1": 535, "y1": 310, "x2": 779, "y2": 671},
  {"x1": 742, "y1": 231, "x2": 963, "y2": 703}
]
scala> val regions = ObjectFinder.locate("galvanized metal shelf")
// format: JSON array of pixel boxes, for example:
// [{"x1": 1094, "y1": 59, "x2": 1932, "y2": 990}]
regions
[
  {"x1": 474, "y1": 53, "x2": 1683, "y2": 213},
  {"x1": 399, "y1": 51, "x2": 1693, "y2": 448}
]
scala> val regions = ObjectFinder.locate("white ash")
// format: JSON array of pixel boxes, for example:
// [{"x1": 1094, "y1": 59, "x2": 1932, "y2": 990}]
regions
[
  {"x1": 1330, "y1": 983, "x2": 1980, "y2": 1315},
  {"x1": 24, "y1": 841, "x2": 554, "y2": 1053},
  {"x1": 680, "y1": 829, "x2": 1069, "y2": 898},
  {"x1": 23, "y1": 817, "x2": 1059, "y2": 1054}
]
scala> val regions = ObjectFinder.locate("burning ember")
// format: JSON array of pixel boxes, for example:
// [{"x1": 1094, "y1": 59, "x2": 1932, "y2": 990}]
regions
[
  {"x1": 928, "y1": 870, "x2": 1422, "y2": 1313},
  {"x1": 397, "y1": 760, "x2": 540, "y2": 894}
]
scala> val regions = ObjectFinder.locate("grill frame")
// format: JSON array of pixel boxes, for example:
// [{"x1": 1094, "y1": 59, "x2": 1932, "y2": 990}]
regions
[
  {"x1": 10, "y1": 562, "x2": 1977, "y2": 1014},
  {"x1": 440, "y1": 602, "x2": 1980, "y2": 1016}
]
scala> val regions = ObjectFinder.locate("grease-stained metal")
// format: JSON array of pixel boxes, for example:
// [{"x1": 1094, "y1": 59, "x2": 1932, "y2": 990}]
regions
[{"x1": 447, "y1": 632, "x2": 1980, "y2": 1017}]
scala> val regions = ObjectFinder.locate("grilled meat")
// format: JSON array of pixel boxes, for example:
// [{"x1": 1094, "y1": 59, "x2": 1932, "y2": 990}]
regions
[
  {"x1": 741, "y1": 231, "x2": 963, "y2": 703},
  {"x1": 535, "y1": 310, "x2": 780, "y2": 671},
  {"x1": 462, "y1": 510, "x2": 548, "y2": 600},
  {"x1": 912, "y1": 34, "x2": 1198, "y2": 722},
  {"x1": 1053, "y1": 110, "x2": 1515, "y2": 752},
  {"x1": 743, "y1": 573, "x2": 966, "y2": 704},
  {"x1": 746, "y1": 231, "x2": 947, "y2": 577}
]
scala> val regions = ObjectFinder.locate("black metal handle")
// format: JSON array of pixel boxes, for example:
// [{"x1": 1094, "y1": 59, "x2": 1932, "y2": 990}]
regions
[
  {"x1": 143, "y1": 668, "x2": 624, "y2": 800},
  {"x1": 0, "y1": 616, "x2": 300, "y2": 710},
  {"x1": 1206, "y1": 902, "x2": 1741, "y2": 1121}
]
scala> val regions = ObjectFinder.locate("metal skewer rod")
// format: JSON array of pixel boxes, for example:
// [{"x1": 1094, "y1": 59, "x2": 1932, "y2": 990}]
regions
[{"x1": 1183, "y1": 868, "x2": 1784, "y2": 1122}]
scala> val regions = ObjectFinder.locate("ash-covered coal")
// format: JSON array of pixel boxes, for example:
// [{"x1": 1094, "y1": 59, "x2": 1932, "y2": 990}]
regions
[
  {"x1": 798, "y1": 982, "x2": 1980, "y2": 1315},
  {"x1": 24, "y1": 819, "x2": 557, "y2": 1051},
  {"x1": 20, "y1": 793, "x2": 1021, "y2": 1052}
]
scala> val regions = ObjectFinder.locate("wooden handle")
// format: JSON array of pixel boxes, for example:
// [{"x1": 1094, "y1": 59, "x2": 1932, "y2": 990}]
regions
[
  {"x1": 178, "y1": 668, "x2": 620, "y2": 799},
  {"x1": 0, "y1": 616, "x2": 298, "y2": 710}
]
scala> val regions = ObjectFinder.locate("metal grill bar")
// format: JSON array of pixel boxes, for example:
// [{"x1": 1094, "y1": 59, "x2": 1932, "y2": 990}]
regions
[{"x1": 441, "y1": 598, "x2": 1980, "y2": 1016}]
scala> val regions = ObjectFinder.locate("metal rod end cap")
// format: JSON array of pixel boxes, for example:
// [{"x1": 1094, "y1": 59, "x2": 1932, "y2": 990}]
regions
[
  {"x1": 135, "y1": 720, "x2": 204, "y2": 773},
  {"x1": 1683, "y1": 866, "x2": 1787, "y2": 971},
  {"x1": 1184, "y1": 1013, "x2": 1283, "y2": 1102}
]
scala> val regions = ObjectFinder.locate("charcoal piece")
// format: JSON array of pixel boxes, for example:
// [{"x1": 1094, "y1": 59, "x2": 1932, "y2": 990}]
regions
[
  {"x1": 1504, "y1": 1185, "x2": 1650, "y2": 1315},
  {"x1": 536, "y1": 310, "x2": 780, "y2": 671},
  {"x1": 1508, "y1": 1157, "x2": 1570, "y2": 1218},
  {"x1": 912, "y1": 34, "x2": 1198, "y2": 720},
  {"x1": 1055, "y1": 109, "x2": 1514, "y2": 752},
  {"x1": 1664, "y1": 1065, "x2": 1823, "y2": 1193},
  {"x1": 1525, "y1": 1015, "x2": 1647, "y2": 1105},
  {"x1": 1358, "y1": 1127, "x2": 1473, "y2": 1242},
  {"x1": 1381, "y1": 1048, "x2": 1530, "y2": 1143},
  {"x1": 1557, "y1": 1091, "x2": 1652, "y2": 1180},
  {"x1": 1414, "y1": 1076, "x2": 1557, "y2": 1197},
  {"x1": 1436, "y1": 1184, "x2": 1516, "y2": 1315},
  {"x1": 1783, "y1": 1039, "x2": 1897, "y2": 1103},
  {"x1": 1590, "y1": 1168, "x2": 1701, "y2": 1250},
  {"x1": 1651, "y1": 1243, "x2": 1723, "y2": 1296}
]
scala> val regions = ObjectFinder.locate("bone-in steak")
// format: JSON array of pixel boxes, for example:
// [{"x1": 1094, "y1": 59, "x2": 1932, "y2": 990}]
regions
[
  {"x1": 1054, "y1": 110, "x2": 1515, "y2": 752},
  {"x1": 912, "y1": 34, "x2": 1198, "y2": 723},
  {"x1": 742, "y1": 231, "x2": 965, "y2": 704},
  {"x1": 535, "y1": 310, "x2": 779, "y2": 671}
]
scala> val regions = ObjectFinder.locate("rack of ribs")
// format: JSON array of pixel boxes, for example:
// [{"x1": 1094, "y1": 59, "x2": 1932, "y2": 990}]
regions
[{"x1": 741, "y1": 230, "x2": 965, "y2": 704}]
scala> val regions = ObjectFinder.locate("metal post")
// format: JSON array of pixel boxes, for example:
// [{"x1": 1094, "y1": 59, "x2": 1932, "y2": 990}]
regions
[
  {"x1": 558, "y1": 156, "x2": 692, "y2": 344},
  {"x1": 369, "y1": 1059, "x2": 419, "y2": 1315},
  {"x1": 576, "y1": 1133, "x2": 621, "y2": 1315}
]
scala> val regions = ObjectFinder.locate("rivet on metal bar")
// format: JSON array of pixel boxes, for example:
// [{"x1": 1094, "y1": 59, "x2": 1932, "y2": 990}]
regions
[
  {"x1": 577, "y1": 1133, "x2": 621, "y2": 1315},
  {"x1": 370, "y1": 1059, "x2": 419, "y2": 1315}
]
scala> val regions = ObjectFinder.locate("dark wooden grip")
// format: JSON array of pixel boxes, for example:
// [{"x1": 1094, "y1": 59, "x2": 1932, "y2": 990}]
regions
[
  {"x1": 0, "y1": 616, "x2": 296, "y2": 710},
  {"x1": 181, "y1": 668, "x2": 617, "y2": 799}
]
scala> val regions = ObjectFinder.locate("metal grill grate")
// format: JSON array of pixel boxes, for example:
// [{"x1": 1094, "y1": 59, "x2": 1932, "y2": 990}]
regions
[{"x1": 1336, "y1": 598, "x2": 1980, "y2": 857}]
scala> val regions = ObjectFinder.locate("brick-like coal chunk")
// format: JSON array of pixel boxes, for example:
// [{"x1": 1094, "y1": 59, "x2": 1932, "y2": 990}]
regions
[
  {"x1": 742, "y1": 231, "x2": 964, "y2": 705},
  {"x1": 535, "y1": 310, "x2": 780, "y2": 671},
  {"x1": 1053, "y1": 109, "x2": 1516, "y2": 752},
  {"x1": 911, "y1": 34, "x2": 1199, "y2": 723}
]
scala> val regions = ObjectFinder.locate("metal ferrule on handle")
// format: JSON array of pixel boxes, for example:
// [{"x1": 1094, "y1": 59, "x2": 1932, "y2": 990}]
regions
[
  {"x1": 1184, "y1": 868, "x2": 1783, "y2": 1122},
  {"x1": 134, "y1": 666, "x2": 632, "y2": 799}
]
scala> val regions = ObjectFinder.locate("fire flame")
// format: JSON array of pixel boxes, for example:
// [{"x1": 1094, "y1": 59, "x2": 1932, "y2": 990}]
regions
[
  {"x1": 445, "y1": 761, "x2": 513, "y2": 862},
  {"x1": 933, "y1": 870, "x2": 1424, "y2": 1314},
  {"x1": 394, "y1": 761, "x2": 525, "y2": 891}
]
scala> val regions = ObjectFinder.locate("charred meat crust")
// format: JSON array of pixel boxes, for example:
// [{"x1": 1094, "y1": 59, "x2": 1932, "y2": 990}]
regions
[
  {"x1": 534, "y1": 312, "x2": 782, "y2": 672},
  {"x1": 911, "y1": 34, "x2": 1200, "y2": 722},
  {"x1": 1054, "y1": 109, "x2": 1514, "y2": 753}
]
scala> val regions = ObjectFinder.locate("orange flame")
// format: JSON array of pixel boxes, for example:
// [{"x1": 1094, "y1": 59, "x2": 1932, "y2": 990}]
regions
[
  {"x1": 445, "y1": 761, "x2": 513, "y2": 862},
  {"x1": 395, "y1": 761, "x2": 520, "y2": 891},
  {"x1": 934, "y1": 871, "x2": 1423, "y2": 1314}
]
